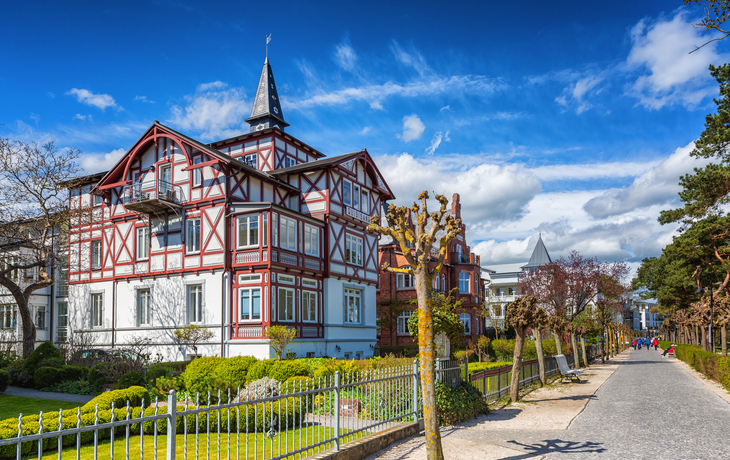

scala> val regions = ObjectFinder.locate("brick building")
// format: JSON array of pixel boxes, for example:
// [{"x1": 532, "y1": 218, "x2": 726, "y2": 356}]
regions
[{"x1": 375, "y1": 194, "x2": 485, "y2": 347}]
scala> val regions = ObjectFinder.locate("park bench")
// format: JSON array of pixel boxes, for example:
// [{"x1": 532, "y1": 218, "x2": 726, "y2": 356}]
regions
[{"x1": 555, "y1": 354, "x2": 583, "y2": 382}]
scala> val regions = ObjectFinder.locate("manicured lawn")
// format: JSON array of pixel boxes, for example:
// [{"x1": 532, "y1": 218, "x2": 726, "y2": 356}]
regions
[
  {"x1": 0, "y1": 395, "x2": 82, "y2": 421},
  {"x1": 14, "y1": 427, "x2": 360, "y2": 460}
]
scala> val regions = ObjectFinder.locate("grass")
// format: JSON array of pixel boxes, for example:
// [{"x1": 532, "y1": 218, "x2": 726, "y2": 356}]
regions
[
  {"x1": 12, "y1": 426, "x2": 363, "y2": 460},
  {"x1": 0, "y1": 395, "x2": 81, "y2": 421}
]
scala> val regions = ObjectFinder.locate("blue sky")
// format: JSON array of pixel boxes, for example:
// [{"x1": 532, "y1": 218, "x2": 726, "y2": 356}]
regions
[{"x1": 1, "y1": 1, "x2": 727, "y2": 272}]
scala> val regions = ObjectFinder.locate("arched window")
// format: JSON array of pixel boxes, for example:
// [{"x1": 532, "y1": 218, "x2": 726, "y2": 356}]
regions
[
  {"x1": 456, "y1": 245, "x2": 463, "y2": 262},
  {"x1": 460, "y1": 313, "x2": 471, "y2": 334},
  {"x1": 459, "y1": 272, "x2": 470, "y2": 293},
  {"x1": 433, "y1": 275, "x2": 439, "y2": 291}
]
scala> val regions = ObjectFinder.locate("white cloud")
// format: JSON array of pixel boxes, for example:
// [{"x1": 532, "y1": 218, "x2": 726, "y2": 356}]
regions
[
  {"x1": 134, "y1": 95, "x2": 155, "y2": 103},
  {"x1": 369, "y1": 100, "x2": 384, "y2": 110},
  {"x1": 530, "y1": 160, "x2": 661, "y2": 181},
  {"x1": 555, "y1": 73, "x2": 606, "y2": 114},
  {"x1": 390, "y1": 41, "x2": 432, "y2": 77},
  {"x1": 168, "y1": 82, "x2": 250, "y2": 141},
  {"x1": 334, "y1": 40, "x2": 358, "y2": 72},
  {"x1": 625, "y1": 10, "x2": 728, "y2": 109},
  {"x1": 397, "y1": 114, "x2": 425, "y2": 142},
  {"x1": 376, "y1": 153, "x2": 541, "y2": 225},
  {"x1": 81, "y1": 148, "x2": 126, "y2": 173},
  {"x1": 66, "y1": 88, "x2": 118, "y2": 110},
  {"x1": 359, "y1": 126, "x2": 372, "y2": 135},
  {"x1": 582, "y1": 142, "x2": 712, "y2": 218},
  {"x1": 439, "y1": 105, "x2": 452, "y2": 112},
  {"x1": 73, "y1": 114, "x2": 88, "y2": 121},
  {"x1": 424, "y1": 130, "x2": 450, "y2": 155}
]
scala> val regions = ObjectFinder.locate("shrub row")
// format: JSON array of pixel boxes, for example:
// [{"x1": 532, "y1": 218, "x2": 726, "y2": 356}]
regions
[
  {"x1": 0, "y1": 398, "x2": 302, "y2": 459},
  {"x1": 34, "y1": 365, "x2": 88, "y2": 390},
  {"x1": 435, "y1": 381, "x2": 489, "y2": 425},
  {"x1": 81, "y1": 386, "x2": 150, "y2": 412},
  {"x1": 659, "y1": 341, "x2": 730, "y2": 392}
]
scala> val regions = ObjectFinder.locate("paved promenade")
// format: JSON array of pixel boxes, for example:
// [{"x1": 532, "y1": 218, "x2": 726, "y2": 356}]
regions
[{"x1": 366, "y1": 349, "x2": 730, "y2": 459}]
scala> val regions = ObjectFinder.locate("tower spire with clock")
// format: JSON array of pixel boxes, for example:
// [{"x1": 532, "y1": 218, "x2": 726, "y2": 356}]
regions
[{"x1": 246, "y1": 40, "x2": 289, "y2": 133}]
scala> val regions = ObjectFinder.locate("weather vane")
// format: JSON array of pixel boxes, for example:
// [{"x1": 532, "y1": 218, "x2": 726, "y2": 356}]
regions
[{"x1": 266, "y1": 34, "x2": 272, "y2": 59}]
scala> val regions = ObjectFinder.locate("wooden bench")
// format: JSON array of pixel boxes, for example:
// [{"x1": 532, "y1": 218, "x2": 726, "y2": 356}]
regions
[{"x1": 555, "y1": 354, "x2": 583, "y2": 382}]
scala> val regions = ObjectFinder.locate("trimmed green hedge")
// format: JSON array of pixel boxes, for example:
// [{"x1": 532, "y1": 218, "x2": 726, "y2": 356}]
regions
[
  {"x1": 0, "y1": 398, "x2": 302, "y2": 459},
  {"x1": 81, "y1": 386, "x2": 150, "y2": 412},
  {"x1": 468, "y1": 361, "x2": 513, "y2": 374},
  {"x1": 269, "y1": 361, "x2": 309, "y2": 382},
  {"x1": 0, "y1": 370, "x2": 9, "y2": 393},
  {"x1": 659, "y1": 341, "x2": 730, "y2": 392},
  {"x1": 436, "y1": 381, "x2": 488, "y2": 425},
  {"x1": 34, "y1": 365, "x2": 88, "y2": 390},
  {"x1": 22, "y1": 342, "x2": 63, "y2": 377}
]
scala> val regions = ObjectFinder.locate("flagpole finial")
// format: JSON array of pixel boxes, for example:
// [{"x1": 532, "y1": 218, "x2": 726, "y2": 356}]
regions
[{"x1": 266, "y1": 34, "x2": 272, "y2": 59}]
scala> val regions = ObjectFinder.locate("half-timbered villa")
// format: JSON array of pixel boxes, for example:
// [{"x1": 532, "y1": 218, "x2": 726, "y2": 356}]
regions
[{"x1": 66, "y1": 58, "x2": 394, "y2": 360}]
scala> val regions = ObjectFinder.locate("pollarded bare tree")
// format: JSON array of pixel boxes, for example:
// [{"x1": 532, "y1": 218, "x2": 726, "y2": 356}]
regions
[
  {"x1": 505, "y1": 295, "x2": 542, "y2": 402},
  {"x1": 367, "y1": 192, "x2": 462, "y2": 460},
  {"x1": 0, "y1": 139, "x2": 82, "y2": 357}
]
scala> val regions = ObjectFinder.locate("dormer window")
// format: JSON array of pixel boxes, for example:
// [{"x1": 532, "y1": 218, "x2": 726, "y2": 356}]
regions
[
  {"x1": 285, "y1": 157, "x2": 296, "y2": 168},
  {"x1": 244, "y1": 153, "x2": 257, "y2": 168}
]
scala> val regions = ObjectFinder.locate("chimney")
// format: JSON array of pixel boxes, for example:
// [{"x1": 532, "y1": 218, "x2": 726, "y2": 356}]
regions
[
  {"x1": 451, "y1": 193, "x2": 461, "y2": 219},
  {"x1": 470, "y1": 253, "x2": 475, "y2": 264}
]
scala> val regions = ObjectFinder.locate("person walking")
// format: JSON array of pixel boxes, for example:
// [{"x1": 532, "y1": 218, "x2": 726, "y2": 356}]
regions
[
  {"x1": 652, "y1": 337, "x2": 659, "y2": 351},
  {"x1": 644, "y1": 337, "x2": 651, "y2": 350},
  {"x1": 637, "y1": 338, "x2": 642, "y2": 350},
  {"x1": 632, "y1": 339, "x2": 637, "y2": 350}
]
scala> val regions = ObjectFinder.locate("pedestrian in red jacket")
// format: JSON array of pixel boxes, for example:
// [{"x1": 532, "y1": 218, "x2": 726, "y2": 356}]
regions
[{"x1": 652, "y1": 337, "x2": 659, "y2": 351}]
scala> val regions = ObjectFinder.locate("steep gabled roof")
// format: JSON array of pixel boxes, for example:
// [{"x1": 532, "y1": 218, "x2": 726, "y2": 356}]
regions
[
  {"x1": 521, "y1": 234, "x2": 551, "y2": 269},
  {"x1": 92, "y1": 121, "x2": 297, "y2": 194}
]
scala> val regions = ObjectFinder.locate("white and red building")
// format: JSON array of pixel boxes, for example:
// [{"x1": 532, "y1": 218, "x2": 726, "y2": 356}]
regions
[{"x1": 66, "y1": 58, "x2": 394, "y2": 360}]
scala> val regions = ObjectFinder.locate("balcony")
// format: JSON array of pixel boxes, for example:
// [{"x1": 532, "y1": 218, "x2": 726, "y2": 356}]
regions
[
  {"x1": 122, "y1": 180, "x2": 182, "y2": 214},
  {"x1": 489, "y1": 294, "x2": 517, "y2": 303}
]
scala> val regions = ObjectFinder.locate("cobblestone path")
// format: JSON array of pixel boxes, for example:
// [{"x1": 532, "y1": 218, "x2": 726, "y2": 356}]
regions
[{"x1": 538, "y1": 348, "x2": 730, "y2": 459}]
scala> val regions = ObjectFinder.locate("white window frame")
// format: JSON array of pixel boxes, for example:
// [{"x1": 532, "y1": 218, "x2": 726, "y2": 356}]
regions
[
  {"x1": 302, "y1": 278, "x2": 317, "y2": 288},
  {"x1": 460, "y1": 313, "x2": 471, "y2": 334},
  {"x1": 137, "y1": 226, "x2": 149, "y2": 260},
  {"x1": 186, "y1": 217, "x2": 201, "y2": 254},
  {"x1": 187, "y1": 284, "x2": 203, "y2": 324},
  {"x1": 343, "y1": 179, "x2": 352, "y2": 207},
  {"x1": 262, "y1": 214, "x2": 268, "y2": 246},
  {"x1": 344, "y1": 287, "x2": 362, "y2": 324},
  {"x1": 346, "y1": 234, "x2": 363, "y2": 266},
  {"x1": 56, "y1": 301, "x2": 68, "y2": 342},
  {"x1": 361, "y1": 189, "x2": 369, "y2": 214},
  {"x1": 278, "y1": 287, "x2": 295, "y2": 322},
  {"x1": 279, "y1": 215, "x2": 297, "y2": 251},
  {"x1": 239, "y1": 287, "x2": 262, "y2": 321},
  {"x1": 278, "y1": 274, "x2": 295, "y2": 285},
  {"x1": 285, "y1": 157, "x2": 296, "y2": 168},
  {"x1": 353, "y1": 184, "x2": 360, "y2": 210},
  {"x1": 459, "y1": 272, "x2": 471, "y2": 294},
  {"x1": 91, "y1": 293, "x2": 103, "y2": 328},
  {"x1": 304, "y1": 224, "x2": 319, "y2": 256},
  {"x1": 243, "y1": 153, "x2": 257, "y2": 168},
  {"x1": 1, "y1": 304, "x2": 17, "y2": 330},
  {"x1": 92, "y1": 194, "x2": 103, "y2": 207},
  {"x1": 237, "y1": 215, "x2": 260, "y2": 249},
  {"x1": 396, "y1": 272, "x2": 414, "y2": 289},
  {"x1": 302, "y1": 291, "x2": 317, "y2": 322},
  {"x1": 193, "y1": 157, "x2": 202, "y2": 187},
  {"x1": 34, "y1": 305, "x2": 46, "y2": 330},
  {"x1": 91, "y1": 240, "x2": 102, "y2": 270},
  {"x1": 272, "y1": 213, "x2": 278, "y2": 247},
  {"x1": 397, "y1": 310, "x2": 412, "y2": 335},
  {"x1": 239, "y1": 274, "x2": 262, "y2": 284},
  {"x1": 138, "y1": 289, "x2": 151, "y2": 326}
]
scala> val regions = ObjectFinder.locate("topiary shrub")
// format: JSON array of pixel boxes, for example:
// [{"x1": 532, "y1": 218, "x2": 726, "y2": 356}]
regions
[
  {"x1": 81, "y1": 386, "x2": 150, "y2": 412},
  {"x1": 22, "y1": 342, "x2": 63, "y2": 376},
  {"x1": 435, "y1": 381, "x2": 488, "y2": 425},
  {"x1": 215, "y1": 356, "x2": 258, "y2": 389},
  {"x1": 246, "y1": 359, "x2": 275, "y2": 383},
  {"x1": 268, "y1": 361, "x2": 309, "y2": 382},
  {"x1": 37, "y1": 357, "x2": 64, "y2": 369},
  {"x1": 181, "y1": 357, "x2": 222, "y2": 396},
  {"x1": 114, "y1": 370, "x2": 148, "y2": 390},
  {"x1": 0, "y1": 369, "x2": 9, "y2": 392}
]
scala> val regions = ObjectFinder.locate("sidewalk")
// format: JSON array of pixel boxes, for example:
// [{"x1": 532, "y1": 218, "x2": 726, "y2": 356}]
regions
[
  {"x1": 5, "y1": 386, "x2": 95, "y2": 404},
  {"x1": 364, "y1": 350, "x2": 631, "y2": 460}
]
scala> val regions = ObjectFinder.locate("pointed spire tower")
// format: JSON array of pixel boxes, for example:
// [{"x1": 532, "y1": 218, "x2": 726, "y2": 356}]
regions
[
  {"x1": 246, "y1": 57, "x2": 289, "y2": 133},
  {"x1": 521, "y1": 234, "x2": 552, "y2": 269}
]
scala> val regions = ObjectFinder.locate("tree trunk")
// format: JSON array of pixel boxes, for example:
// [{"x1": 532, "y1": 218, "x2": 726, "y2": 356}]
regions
[
  {"x1": 535, "y1": 328, "x2": 546, "y2": 386},
  {"x1": 510, "y1": 329, "x2": 525, "y2": 402},
  {"x1": 17, "y1": 294, "x2": 36, "y2": 357},
  {"x1": 701, "y1": 326, "x2": 707, "y2": 351},
  {"x1": 570, "y1": 333, "x2": 580, "y2": 368},
  {"x1": 722, "y1": 324, "x2": 727, "y2": 357},
  {"x1": 414, "y1": 272, "x2": 444, "y2": 460},
  {"x1": 580, "y1": 336, "x2": 588, "y2": 367},
  {"x1": 600, "y1": 327, "x2": 606, "y2": 363},
  {"x1": 554, "y1": 329, "x2": 563, "y2": 355}
]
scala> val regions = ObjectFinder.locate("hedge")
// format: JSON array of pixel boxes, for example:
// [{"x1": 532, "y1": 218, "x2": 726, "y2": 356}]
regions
[
  {"x1": 435, "y1": 381, "x2": 488, "y2": 425},
  {"x1": 246, "y1": 359, "x2": 275, "y2": 383},
  {"x1": 0, "y1": 370, "x2": 9, "y2": 393},
  {"x1": 181, "y1": 357, "x2": 223, "y2": 396},
  {"x1": 81, "y1": 386, "x2": 150, "y2": 412},
  {"x1": 268, "y1": 361, "x2": 309, "y2": 382},
  {"x1": 0, "y1": 398, "x2": 302, "y2": 459},
  {"x1": 22, "y1": 342, "x2": 63, "y2": 376},
  {"x1": 468, "y1": 361, "x2": 513, "y2": 374},
  {"x1": 34, "y1": 365, "x2": 88, "y2": 390},
  {"x1": 659, "y1": 341, "x2": 730, "y2": 392}
]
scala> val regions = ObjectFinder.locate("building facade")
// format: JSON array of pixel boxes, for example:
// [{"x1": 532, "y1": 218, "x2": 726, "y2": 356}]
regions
[
  {"x1": 375, "y1": 194, "x2": 485, "y2": 347},
  {"x1": 66, "y1": 58, "x2": 394, "y2": 360},
  {"x1": 483, "y1": 235, "x2": 552, "y2": 336}
]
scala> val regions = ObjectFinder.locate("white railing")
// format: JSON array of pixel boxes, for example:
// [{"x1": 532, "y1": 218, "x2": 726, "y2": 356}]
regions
[
  {"x1": 236, "y1": 251, "x2": 260, "y2": 264},
  {"x1": 0, "y1": 361, "x2": 468, "y2": 460},
  {"x1": 490, "y1": 294, "x2": 517, "y2": 302},
  {"x1": 304, "y1": 258, "x2": 321, "y2": 271},
  {"x1": 280, "y1": 253, "x2": 298, "y2": 266}
]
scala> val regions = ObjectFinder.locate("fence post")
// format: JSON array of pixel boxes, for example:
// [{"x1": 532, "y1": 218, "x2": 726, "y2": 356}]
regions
[
  {"x1": 412, "y1": 360, "x2": 419, "y2": 422},
  {"x1": 334, "y1": 371, "x2": 340, "y2": 451},
  {"x1": 435, "y1": 358, "x2": 440, "y2": 385},
  {"x1": 464, "y1": 355, "x2": 469, "y2": 381},
  {"x1": 167, "y1": 390, "x2": 177, "y2": 460}
]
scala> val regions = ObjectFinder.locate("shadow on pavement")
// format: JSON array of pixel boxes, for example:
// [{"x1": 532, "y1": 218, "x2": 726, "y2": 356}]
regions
[{"x1": 503, "y1": 439, "x2": 606, "y2": 459}]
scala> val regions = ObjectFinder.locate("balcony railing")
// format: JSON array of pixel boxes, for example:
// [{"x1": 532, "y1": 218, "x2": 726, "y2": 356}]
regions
[{"x1": 122, "y1": 180, "x2": 182, "y2": 213}]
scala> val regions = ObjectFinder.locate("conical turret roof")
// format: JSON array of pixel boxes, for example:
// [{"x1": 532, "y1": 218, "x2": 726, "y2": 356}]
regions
[
  {"x1": 246, "y1": 58, "x2": 289, "y2": 132},
  {"x1": 522, "y1": 234, "x2": 551, "y2": 269}
]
